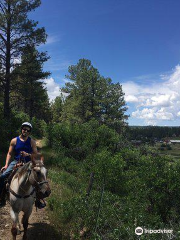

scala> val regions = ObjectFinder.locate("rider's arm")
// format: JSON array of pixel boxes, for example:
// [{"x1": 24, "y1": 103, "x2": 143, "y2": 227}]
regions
[
  {"x1": 31, "y1": 139, "x2": 38, "y2": 155},
  {"x1": 31, "y1": 140, "x2": 44, "y2": 162},
  {"x1": 1, "y1": 139, "x2": 15, "y2": 171},
  {"x1": 21, "y1": 140, "x2": 44, "y2": 162}
]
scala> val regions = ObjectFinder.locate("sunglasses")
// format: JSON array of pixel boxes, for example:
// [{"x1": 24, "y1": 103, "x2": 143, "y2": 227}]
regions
[{"x1": 22, "y1": 128, "x2": 31, "y2": 132}]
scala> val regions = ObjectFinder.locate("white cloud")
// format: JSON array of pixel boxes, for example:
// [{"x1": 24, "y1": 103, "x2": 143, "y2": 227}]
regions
[
  {"x1": 122, "y1": 81, "x2": 142, "y2": 96},
  {"x1": 145, "y1": 120, "x2": 158, "y2": 126},
  {"x1": 125, "y1": 95, "x2": 139, "y2": 103},
  {"x1": 122, "y1": 65, "x2": 180, "y2": 124},
  {"x1": 46, "y1": 35, "x2": 61, "y2": 45},
  {"x1": 13, "y1": 57, "x2": 21, "y2": 65},
  {"x1": 44, "y1": 77, "x2": 68, "y2": 101},
  {"x1": 132, "y1": 107, "x2": 174, "y2": 125},
  {"x1": 177, "y1": 111, "x2": 180, "y2": 117},
  {"x1": 44, "y1": 77, "x2": 61, "y2": 101},
  {"x1": 143, "y1": 94, "x2": 172, "y2": 107}
]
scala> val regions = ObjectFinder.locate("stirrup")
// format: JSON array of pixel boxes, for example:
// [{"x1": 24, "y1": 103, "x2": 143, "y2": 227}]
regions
[{"x1": 35, "y1": 199, "x2": 46, "y2": 209}]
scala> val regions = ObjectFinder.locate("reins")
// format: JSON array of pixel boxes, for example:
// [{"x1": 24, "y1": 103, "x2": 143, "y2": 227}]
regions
[{"x1": 9, "y1": 187, "x2": 35, "y2": 199}]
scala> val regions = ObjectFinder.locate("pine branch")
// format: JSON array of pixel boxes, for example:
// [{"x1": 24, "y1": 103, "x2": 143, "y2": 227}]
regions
[
  {"x1": 0, "y1": 54, "x2": 6, "y2": 62},
  {"x1": 0, "y1": 33, "x2": 6, "y2": 45},
  {"x1": 0, "y1": 46, "x2": 6, "y2": 54},
  {"x1": 0, "y1": 3, "x2": 6, "y2": 15}
]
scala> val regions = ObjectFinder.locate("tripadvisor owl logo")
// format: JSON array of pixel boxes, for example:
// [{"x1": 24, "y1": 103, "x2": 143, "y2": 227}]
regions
[
  {"x1": 135, "y1": 227, "x2": 173, "y2": 235},
  {"x1": 135, "y1": 227, "x2": 143, "y2": 235}
]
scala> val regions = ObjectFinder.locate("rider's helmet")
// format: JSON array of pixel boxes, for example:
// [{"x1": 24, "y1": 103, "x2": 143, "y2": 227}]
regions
[{"x1": 21, "y1": 122, "x2": 33, "y2": 131}]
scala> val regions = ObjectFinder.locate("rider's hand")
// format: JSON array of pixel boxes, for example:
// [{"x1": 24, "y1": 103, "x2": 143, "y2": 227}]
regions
[
  {"x1": 1, "y1": 165, "x2": 7, "y2": 172},
  {"x1": 20, "y1": 151, "x2": 29, "y2": 157}
]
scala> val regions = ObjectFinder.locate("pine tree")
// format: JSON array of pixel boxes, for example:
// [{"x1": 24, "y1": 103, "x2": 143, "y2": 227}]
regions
[
  {"x1": 61, "y1": 59, "x2": 128, "y2": 128},
  {"x1": 99, "y1": 77, "x2": 128, "y2": 131},
  {"x1": 62, "y1": 59, "x2": 102, "y2": 123},
  {"x1": 12, "y1": 45, "x2": 50, "y2": 121},
  {"x1": 51, "y1": 95, "x2": 63, "y2": 123},
  {"x1": 0, "y1": 0, "x2": 46, "y2": 118}
]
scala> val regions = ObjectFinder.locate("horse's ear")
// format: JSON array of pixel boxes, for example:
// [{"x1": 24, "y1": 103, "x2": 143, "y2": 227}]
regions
[
  {"x1": 36, "y1": 153, "x2": 44, "y2": 162},
  {"x1": 40, "y1": 154, "x2": 44, "y2": 163}
]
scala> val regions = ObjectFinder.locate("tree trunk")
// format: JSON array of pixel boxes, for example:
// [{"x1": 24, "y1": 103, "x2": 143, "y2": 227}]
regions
[
  {"x1": 3, "y1": 1, "x2": 11, "y2": 118},
  {"x1": 3, "y1": 74, "x2": 10, "y2": 118}
]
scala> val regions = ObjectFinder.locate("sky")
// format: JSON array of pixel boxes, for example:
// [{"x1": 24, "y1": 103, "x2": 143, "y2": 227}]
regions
[{"x1": 30, "y1": 0, "x2": 180, "y2": 126}]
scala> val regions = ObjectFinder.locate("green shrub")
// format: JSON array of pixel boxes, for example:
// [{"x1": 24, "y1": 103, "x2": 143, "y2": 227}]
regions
[
  {"x1": 49, "y1": 120, "x2": 120, "y2": 162},
  {"x1": 161, "y1": 143, "x2": 166, "y2": 147},
  {"x1": 167, "y1": 144, "x2": 172, "y2": 150}
]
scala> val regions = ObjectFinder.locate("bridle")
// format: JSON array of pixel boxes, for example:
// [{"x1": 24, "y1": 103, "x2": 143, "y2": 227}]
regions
[{"x1": 27, "y1": 164, "x2": 49, "y2": 192}]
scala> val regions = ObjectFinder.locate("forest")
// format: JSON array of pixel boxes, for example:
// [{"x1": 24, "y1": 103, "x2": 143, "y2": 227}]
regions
[{"x1": 0, "y1": 1, "x2": 180, "y2": 239}]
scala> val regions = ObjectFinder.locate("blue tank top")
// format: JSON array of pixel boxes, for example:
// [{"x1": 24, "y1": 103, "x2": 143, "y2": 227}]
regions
[{"x1": 14, "y1": 136, "x2": 33, "y2": 162}]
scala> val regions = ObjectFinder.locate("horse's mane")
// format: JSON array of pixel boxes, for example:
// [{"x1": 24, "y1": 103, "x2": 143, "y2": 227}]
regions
[
  {"x1": 14, "y1": 162, "x2": 31, "y2": 180},
  {"x1": 14, "y1": 160, "x2": 45, "y2": 180}
]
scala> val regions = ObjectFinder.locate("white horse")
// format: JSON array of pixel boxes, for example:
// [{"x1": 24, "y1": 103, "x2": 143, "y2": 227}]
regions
[{"x1": 9, "y1": 157, "x2": 51, "y2": 240}]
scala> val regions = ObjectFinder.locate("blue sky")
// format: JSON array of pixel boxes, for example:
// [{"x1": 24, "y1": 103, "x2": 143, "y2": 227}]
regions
[{"x1": 30, "y1": 0, "x2": 180, "y2": 126}]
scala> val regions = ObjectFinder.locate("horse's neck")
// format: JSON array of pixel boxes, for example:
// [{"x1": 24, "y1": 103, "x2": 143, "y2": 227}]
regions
[{"x1": 12, "y1": 172, "x2": 33, "y2": 195}]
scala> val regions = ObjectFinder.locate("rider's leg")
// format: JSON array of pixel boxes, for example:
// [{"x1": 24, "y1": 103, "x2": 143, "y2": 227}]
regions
[{"x1": 0, "y1": 160, "x2": 17, "y2": 204}]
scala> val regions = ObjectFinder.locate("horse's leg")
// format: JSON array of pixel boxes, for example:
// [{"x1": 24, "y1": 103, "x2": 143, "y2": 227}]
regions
[
  {"x1": 10, "y1": 207, "x2": 19, "y2": 240},
  {"x1": 17, "y1": 217, "x2": 21, "y2": 233},
  {"x1": 22, "y1": 207, "x2": 33, "y2": 240}
]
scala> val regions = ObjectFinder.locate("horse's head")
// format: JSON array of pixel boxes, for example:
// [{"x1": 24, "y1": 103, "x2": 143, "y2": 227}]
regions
[{"x1": 29, "y1": 155, "x2": 51, "y2": 199}]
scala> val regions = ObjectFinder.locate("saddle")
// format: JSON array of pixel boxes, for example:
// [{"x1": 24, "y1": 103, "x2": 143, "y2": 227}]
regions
[{"x1": 10, "y1": 161, "x2": 24, "y2": 179}]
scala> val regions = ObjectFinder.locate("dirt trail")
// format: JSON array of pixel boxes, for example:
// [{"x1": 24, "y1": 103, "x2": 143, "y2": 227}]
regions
[{"x1": 0, "y1": 201, "x2": 62, "y2": 240}]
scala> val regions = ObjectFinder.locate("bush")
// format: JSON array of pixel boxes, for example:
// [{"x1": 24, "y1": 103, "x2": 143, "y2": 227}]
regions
[
  {"x1": 49, "y1": 120, "x2": 120, "y2": 161},
  {"x1": 161, "y1": 143, "x2": 166, "y2": 147},
  {"x1": 167, "y1": 144, "x2": 172, "y2": 150}
]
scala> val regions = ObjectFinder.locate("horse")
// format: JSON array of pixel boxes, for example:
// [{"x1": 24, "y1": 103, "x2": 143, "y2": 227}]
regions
[{"x1": 9, "y1": 156, "x2": 51, "y2": 240}]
